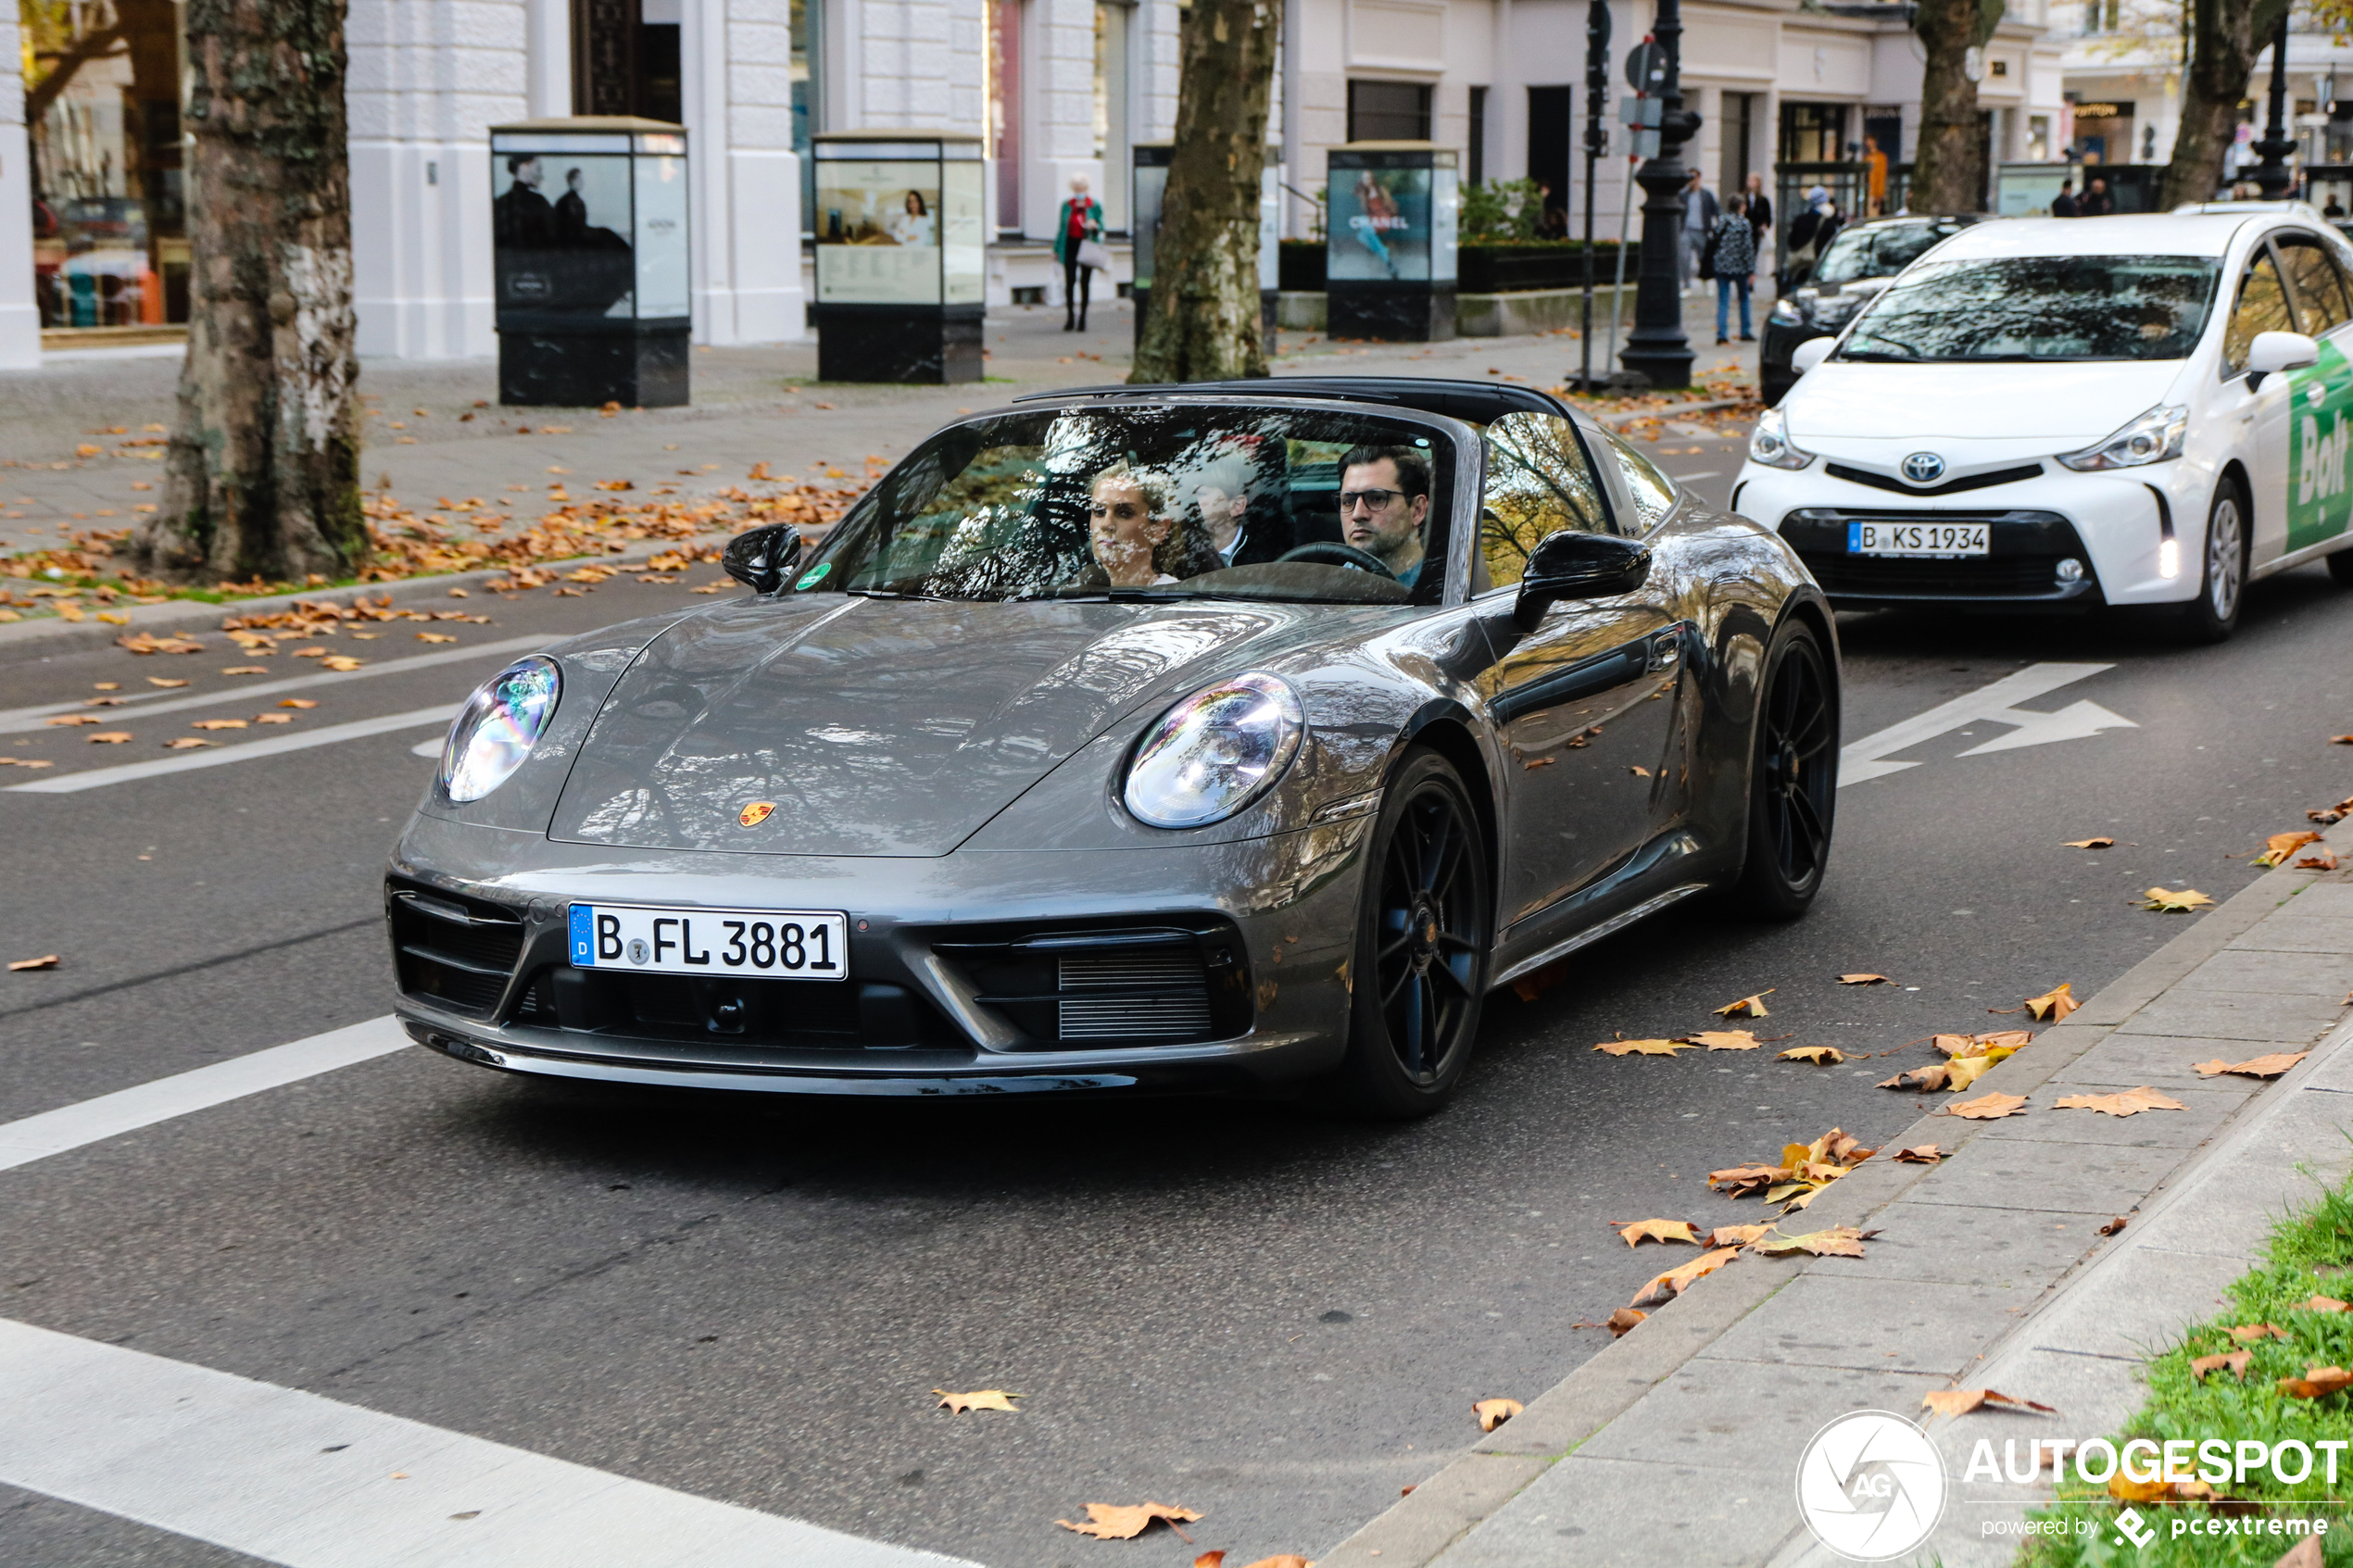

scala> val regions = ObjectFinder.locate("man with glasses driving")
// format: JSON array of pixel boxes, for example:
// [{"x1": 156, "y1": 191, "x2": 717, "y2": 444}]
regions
[{"x1": 1337, "y1": 445, "x2": 1432, "y2": 586}]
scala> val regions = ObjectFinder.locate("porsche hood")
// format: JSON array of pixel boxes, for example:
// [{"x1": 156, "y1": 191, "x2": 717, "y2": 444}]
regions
[{"x1": 548, "y1": 597, "x2": 1287, "y2": 856}]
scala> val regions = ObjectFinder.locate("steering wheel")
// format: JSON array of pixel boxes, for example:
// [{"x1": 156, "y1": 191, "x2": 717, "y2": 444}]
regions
[{"x1": 1276, "y1": 542, "x2": 1396, "y2": 578}]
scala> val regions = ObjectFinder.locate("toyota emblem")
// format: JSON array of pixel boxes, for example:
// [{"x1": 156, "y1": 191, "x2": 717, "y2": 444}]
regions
[{"x1": 1900, "y1": 452, "x2": 1946, "y2": 484}]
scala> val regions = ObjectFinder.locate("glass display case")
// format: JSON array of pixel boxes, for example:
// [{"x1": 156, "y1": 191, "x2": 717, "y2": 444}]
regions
[
  {"x1": 488, "y1": 118, "x2": 691, "y2": 407},
  {"x1": 1129, "y1": 144, "x2": 1283, "y2": 348},
  {"x1": 1326, "y1": 143, "x2": 1459, "y2": 341},
  {"x1": 811, "y1": 132, "x2": 986, "y2": 383}
]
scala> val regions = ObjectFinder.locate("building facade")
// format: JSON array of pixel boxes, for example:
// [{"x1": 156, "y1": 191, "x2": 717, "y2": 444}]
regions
[
  {"x1": 1, "y1": 0, "x2": 2064, "y2": 373},
  {"x1": 2063, "y1": 13, "x2": 2353, "y2": 187}
]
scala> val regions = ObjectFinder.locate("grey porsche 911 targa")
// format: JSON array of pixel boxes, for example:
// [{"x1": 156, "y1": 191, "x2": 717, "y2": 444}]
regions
[{"x1": 386, "y1": 378, "x2": 1838, "y2": 1118}]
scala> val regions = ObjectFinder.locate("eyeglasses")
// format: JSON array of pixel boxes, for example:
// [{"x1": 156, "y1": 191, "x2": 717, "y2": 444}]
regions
[{"x1": 1338, "y1": 488, "x2": 1403, "y2": 513}]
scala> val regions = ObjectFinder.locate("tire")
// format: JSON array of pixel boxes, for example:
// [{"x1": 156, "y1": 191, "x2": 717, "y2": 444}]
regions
[
  {"x1": 2327, "y1": 545, "x2": 2353, "y2": 587},
  {"x1": 1318, "y1": 748, "x2": 1491, "y2": 1119},
  {"x1": 2174, "y1": 480, "x2": 2248, "y2": 645},
  {"x1": 1726, "y1": 621, "x2": 1837, "y2": 920}
]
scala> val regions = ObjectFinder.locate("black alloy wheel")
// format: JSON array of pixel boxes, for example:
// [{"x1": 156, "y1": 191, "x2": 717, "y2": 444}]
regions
[
  {"x1": 1729, "y1": 622, "x2": 1837, "y2": 918},
  {"x1": 1324, "y1": 748, "x2": 1491, "y2": 1118}
]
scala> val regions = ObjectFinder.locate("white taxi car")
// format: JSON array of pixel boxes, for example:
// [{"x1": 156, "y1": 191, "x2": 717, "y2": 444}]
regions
[{"x1": 1731, "y1": 209, "x2": 2353, "y2": 641}]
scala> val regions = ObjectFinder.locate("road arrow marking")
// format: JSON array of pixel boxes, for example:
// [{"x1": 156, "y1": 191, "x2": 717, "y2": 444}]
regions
[{"x1": 1840, "y1": 662, "x2": 2137, "y2": 788}]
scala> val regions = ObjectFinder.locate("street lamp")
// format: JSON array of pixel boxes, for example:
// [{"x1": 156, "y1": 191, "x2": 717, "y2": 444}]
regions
[
  {"x1": 1620, "y1": 0, "x2": 1697, "y2": 390},
  {"x1": 2251, "y1": 13, "x2": 2294, "y2": 201},
  {"x1": 1574, "y1": 0, "x2": 1611, "y2": 394}
]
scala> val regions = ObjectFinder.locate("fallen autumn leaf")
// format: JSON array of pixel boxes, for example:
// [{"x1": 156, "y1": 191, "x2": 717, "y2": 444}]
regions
[
  {"x1": 1056, "y1": 1502, "x2": 1202, "y2": 1542},
  {"x1": 1837, "y1": 972, "x2": 1892, "y2": 985},
  {"x1": 2052, "y1": 1086, "x2": 2185, "y2": 1117},
  {"x1": 1891, "y1": 1145, "x2": 1945, "y2": 1163},
  {"x1": 1779, "y1": 1046, "x2": 1845, "y2": 1064},
  {"x1": 2253, "y1": 831, "x2": 2325, "y2": 868},
  {"x1": 1684, "y1": 1029, "x2": 1763, "y2": 1050},
  {"x1": 1629, "y1": 1247, "x2": 1740, "y2": 1308},
  {"x1": 1945, "y1": 1092, "x2": 2028, "y2": 1121},
  {"x1": 7, "y1": 955, "x2": 59, "y2": 971},
  {"x1": 2098, "y1": 1216, "x2": 2128, "y2": 1236},
  {"x1": 2193, "y1": 1052, "x2": 2309, "y2": 1079},
  {"x1": 1592, "y1": 1037, "x2": 1693, "y2": 1057},
  {"x1": 2277, "y1": 1366, "x2": 2353, "y2": 1399},
  {"x1": 1713, "y1": 990, "x2": 1774, "y2": 1018},
  {"x1": 2063, "y1": 837, "x2": 2115, "y2": 848},
  {"x1": 1612, "y1": 1218, "x2": 1701, "y2": 1248},
  {"x1": 1919, "y1": 1388, "x2": 2057, "y2": 1418},
  {"x1": 2140, "y1": 886, "x2": 2216, "y2": 912},
  {"x1": 1473, "y1": 1398, "x2": 1523, "y2": 1432},
  {"x1": 2021, "y1": 983, "x2": 2079, "y2": 1022},
  {"x1": 1749, "y1": 1225, "x2": 1876, "y2": 1258},
  {"x1": 2190, "y1": 1349, "x2": 2253, "y2": 1382},
  {"x1": 1605, "y1": 1308, "x2": 1646, "y2": 1336},
  {"x1": 87, "y1": 731, "x2": 131, "y2": 744},
  {"x1": 934, "y1": 1388, "x2": 1020, "y2": 1414}
]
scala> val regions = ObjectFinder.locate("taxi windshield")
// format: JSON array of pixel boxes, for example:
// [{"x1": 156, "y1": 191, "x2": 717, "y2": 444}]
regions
[
  {"x1": 791, "y1": 405, "x2": 1455, "y2": 606},
  {"x1": 1810, "y1": 222, "x2": 1957, "y2": 286},
  {"x1": 1838, "y1": 254, "x2": 2221, "y2": 362}
]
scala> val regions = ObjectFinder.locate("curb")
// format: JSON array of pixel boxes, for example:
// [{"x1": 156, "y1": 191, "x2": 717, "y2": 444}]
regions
[
  {"x1": 0, "y1": 531, "x2": 740, "y2": 661},
  {"x1": 1315, "y1": 818, "x2": 2353, "y2": 1568},
  {"x1": 1591, "y1": 396, "x2": 1751, "y2": 429}
]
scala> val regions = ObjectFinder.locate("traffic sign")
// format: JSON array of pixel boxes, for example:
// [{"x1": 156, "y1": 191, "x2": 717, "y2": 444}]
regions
[{"x1": 1625, "y1": 41, "x2": 1667, "y2": 94}]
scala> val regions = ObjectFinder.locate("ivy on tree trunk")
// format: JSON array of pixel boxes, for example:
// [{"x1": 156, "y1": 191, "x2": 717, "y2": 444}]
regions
[
  {"x1": 2162, "y1": 0, "x2": 2288, "y2": 208},
  {"x1": 1129, "y1": 0, "x2": 1280, "y2": 384},
  {"x1": 1911, "y1": 0, "x2": 2003, "y2": 216},
  {"x1": 132, "y1": 0, "x2": 364, "y2": 585}
]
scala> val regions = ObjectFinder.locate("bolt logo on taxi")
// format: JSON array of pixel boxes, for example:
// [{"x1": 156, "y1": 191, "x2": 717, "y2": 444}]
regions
[{"x1": 2292, "y1": 342, "x2": 2353, "y2": 552}]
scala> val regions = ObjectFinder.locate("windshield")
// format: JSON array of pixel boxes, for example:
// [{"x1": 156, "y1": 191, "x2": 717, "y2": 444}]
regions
[
  {"x1": 793, "y1": 405, "x2": 1457, "y2": 606},
  {"x1": 1810, "y1": 223, "x2": 1959, "y2": 286},
  {"x1": 1839, "y1": 254, "x2": 2221, "y2": 362}
]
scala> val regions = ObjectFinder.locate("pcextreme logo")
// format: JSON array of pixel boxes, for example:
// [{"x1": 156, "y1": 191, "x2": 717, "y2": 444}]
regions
[{"x1": 1794, "y1": 1411, "x2": 1947, "y2": 1561}]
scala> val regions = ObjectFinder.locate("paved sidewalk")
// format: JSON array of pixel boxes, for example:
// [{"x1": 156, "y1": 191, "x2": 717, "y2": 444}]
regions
[{"x1": 1312, "y1": 817, "x2": 2353, "y2": 1568}]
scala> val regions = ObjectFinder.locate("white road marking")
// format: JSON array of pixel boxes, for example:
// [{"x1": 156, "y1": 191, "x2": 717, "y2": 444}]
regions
[
  {"x1": 0, "y1": 633, "x2": 547, "y2": 734},
  {"x1": 0, "y1": 1316, "x2": 979, "y2": 1568},
  {"x1": 6, "y1": 706, "x2": 457, "y2": 794},
  {"x1": 411, "y1": 734, "x2": 445, "y2": 758},
  {"x1": 0, "y1": 1018, "x2": 409, "y2": 1172},
  {"x1": 1840, "y1": 662, "x2": 2137, "y2": 788}
]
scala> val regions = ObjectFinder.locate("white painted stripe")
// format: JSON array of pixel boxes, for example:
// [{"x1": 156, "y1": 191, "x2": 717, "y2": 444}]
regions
[
  {"x1": 0, "y1": 633, "x2": 549, "y2": 734},
  {"x1": 0, "y1": 1018, "x2": 411, "y2": 1172},
  {"x1": 0, "y1": 1316, "x2": 979, "y2": 1568},
  {"x1": 6, "y1": 705, "x2": 459, "y2": 794},
  {"x1": 1839, "y1": 662, "x2": 2133, "y2": 788}
]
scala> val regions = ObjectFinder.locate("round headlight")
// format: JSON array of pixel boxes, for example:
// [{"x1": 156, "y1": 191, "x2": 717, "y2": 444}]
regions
[
  {"x1": 440, "y1": 656, "x2": 560, "y2": 802},
  {"x1": 1122, "y1": 671, "x2": 1305, "y2": 830}
]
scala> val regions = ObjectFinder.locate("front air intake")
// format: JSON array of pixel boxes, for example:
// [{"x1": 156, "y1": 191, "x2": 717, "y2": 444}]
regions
[{"x1": 1056, "y1": 950, "x2": 1214, "y2": 1040}]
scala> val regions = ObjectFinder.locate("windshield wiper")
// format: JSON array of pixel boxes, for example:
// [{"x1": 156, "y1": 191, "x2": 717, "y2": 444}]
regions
[
  {"x1": 848, "y1": 586, "x2": 944, "y2": 601},
  {"x1": 1838, "y1": 348, "x2": 1920, "y2": 362}
]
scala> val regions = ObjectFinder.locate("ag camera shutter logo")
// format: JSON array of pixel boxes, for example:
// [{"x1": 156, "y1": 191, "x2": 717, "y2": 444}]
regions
[{"x1": 1795, "y1": 1410, "x2": 1948, "y2": 1560}]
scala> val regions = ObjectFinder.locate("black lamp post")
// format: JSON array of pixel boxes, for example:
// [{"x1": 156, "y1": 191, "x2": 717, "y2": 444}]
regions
[
  {"x1": 2251, "y1": 13, "x2": 2295, "y2": 200},
  {"x1": 1620, "y1": 0, "x2": 1697, "y2": 390},
  {"x1": 1574, "y1": 0, "x2": 1610, "y2": 393}
]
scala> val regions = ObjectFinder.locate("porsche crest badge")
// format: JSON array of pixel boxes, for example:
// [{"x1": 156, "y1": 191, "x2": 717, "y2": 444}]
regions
[{"x1": 738, "y1": 801, "x2": 777, "y2": 827}]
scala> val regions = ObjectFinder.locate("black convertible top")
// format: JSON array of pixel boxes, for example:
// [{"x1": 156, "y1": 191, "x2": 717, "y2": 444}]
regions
[{"x1": 1014, "y1": 376, "x2": 1578, "y2": 427}]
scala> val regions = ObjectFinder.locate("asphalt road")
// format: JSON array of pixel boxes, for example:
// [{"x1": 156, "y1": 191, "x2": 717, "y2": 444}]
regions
[{"x1": 4, "y1": 450, "x2": 2353, "y2": 1568}]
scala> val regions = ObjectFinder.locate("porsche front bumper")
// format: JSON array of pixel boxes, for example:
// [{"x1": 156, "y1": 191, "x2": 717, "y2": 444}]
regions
[{"x1": 386, "y1": 810, "x2": 1374, "y2": 1096}]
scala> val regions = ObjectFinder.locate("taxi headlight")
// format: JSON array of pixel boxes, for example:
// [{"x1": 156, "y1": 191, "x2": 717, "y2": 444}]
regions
[
  {"x1": 1748, "y1": 406, "x2": 1818, "y2": 470},
  {"x1": 440, "y1": 656, "x2": 560, "y2": 802},
  {"x1": 2057, "y1": 403, "x2": 2188, "y2": 470},
  {"x1": 1122, "y1": 671, "x2": 1303, "y2": 829}
]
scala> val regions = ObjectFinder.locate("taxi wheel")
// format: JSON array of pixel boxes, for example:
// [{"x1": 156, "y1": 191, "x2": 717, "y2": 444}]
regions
[
  {"x1": 1726, "y1": 621, "x2": 1837, "y2": 920},
  {"x1": 1319, "y1": 748, "x2": 1491, "y2": 1119},
  {"x1": 2176, "y1": 483, "x2": 2248, "y2": 645},
  {"x1": 2328, "y1": 546, "x2": 2353, "y2": 587}
]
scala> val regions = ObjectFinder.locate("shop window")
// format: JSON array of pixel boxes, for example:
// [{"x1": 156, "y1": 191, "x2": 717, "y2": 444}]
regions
[
  {"x1": 988, "y1": 0, "x2": 1023, "y2": 234},
  {"x1": 23, "y1": 0, "x2": 188, "y2": 332},
  {"x1": 794, "y1": 0, "x2": 824, "y2": 234},
  {"x1": 571, "y1": 0, "x2": 681, "y2": 122},
  {"x1": 1778, "y1": 102, "x2": 1846, "y2": 165},
  {"x1": 1348, "y1": 82, "x2": 1432, "y2": 143},
  {"x1": 1094, "y1": 0, "x2": 1131, "y2": 231}
]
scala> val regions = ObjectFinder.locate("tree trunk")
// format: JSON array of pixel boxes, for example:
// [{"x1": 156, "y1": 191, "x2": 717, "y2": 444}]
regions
[
  {"x1": 2162, "y1": 0, "x2": 2286, "y2": 208},
  {"x1": 1129, "y1": 0, "x2": 1280, "y2": 383},
  {"x1": 1912, "y1": 0, "x2": 1993, "y2": 215},
  {"x1": 132, "y1": 0, "x2": 364, "y2": 585}
]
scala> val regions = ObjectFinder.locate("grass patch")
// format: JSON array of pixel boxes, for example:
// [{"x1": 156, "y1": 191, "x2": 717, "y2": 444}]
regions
[{"x1": 2015, "y1": 1160, "x2": 2353, "y2": 1565}]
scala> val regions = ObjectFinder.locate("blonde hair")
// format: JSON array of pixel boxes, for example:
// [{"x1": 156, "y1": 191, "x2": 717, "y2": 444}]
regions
[{"x1": 1092, "y1": 461, "x2": 1171, "y2": 518}]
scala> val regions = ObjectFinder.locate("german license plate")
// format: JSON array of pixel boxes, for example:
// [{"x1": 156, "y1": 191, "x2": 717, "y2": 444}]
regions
[
  {"x1": 1848, "y1": 521, "x2": 1990, "y2": 557},
  {"x1": 567, "y1": 903, "x2": 849, "y2": 981}
]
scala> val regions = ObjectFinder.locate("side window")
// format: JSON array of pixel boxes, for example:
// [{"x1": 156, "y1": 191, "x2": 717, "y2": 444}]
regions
[
  {"x1": 2277, "y1": 232, "x2": 2353, "y2": 334},
  {"x1": 2224, "y1": 246, "x2": 2296, "y2": 373},
  {"x1": 1595, "y1": 428, "x2": 1680, "y2": 533},
  {"x1": 1478, "y1": 412, "x2": 1614, "y2": 588}
]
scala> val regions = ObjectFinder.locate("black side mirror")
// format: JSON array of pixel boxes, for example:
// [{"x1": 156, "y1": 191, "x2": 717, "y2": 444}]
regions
[
  {"x1": 722, "y1": 525, "x2": 805, "y2": 596},
  {"x1": 1512, "y1": 531, "x2": 1651, "y2": 631}
]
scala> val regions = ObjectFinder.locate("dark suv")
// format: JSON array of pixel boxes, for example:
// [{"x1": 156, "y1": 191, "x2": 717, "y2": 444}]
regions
[{"x1": 1761, "y1": 213, "x2": 1986, "y2": 405}]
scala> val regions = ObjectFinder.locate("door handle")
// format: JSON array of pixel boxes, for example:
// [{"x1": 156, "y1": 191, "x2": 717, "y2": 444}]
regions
[{"x1": 1646, "y1": 630, "x2": 1681, "y2": 672}]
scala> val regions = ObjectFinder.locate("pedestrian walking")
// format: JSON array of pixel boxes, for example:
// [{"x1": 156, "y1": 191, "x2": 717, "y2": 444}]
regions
[
  {"x1": 1679, "y1": 170, "x2": 1719, "y2": 295},
  {"x1": 1710, "y1": 194, "x2": 1757, "y2": 344},
  {"x1": 2080, "y1": 176, "x2": 2114, "y2": 217},
  {"x1": 1780, "y1": 185, "x2": 1838, "y2": 290},
  {"x1": 1054, "y1": 174, "x2": 1104, "y2": 332}
]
